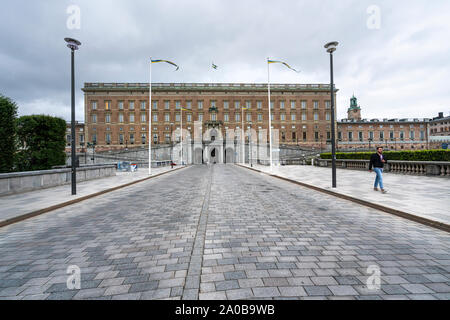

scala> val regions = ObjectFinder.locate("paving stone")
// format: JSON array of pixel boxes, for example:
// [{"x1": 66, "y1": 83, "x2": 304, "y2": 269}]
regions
[
  {"x1": 104, "y1": 285, "x2": 131, "y2": 296},
  {"x1": 158, "y1": 278, "x2": 184, "y2": 289},
  {"x1": 279, "y1": 286, "x2": 307, "y2": 297},
  {"x1": 401, "y1": 283, "x2": 434, "y2": 294},
  {"x1": 311, "y1": 277, "x2": 338, "y2": 286},
  {"x1": 199, "y1": 291, "x2": 227, "y2": 300},
  {"x1": 224, "y1": 271, "x2": 246, "y2": 281},
  {"x1": 252, "y1": 287, "x2": 280, "y2": 298},
  {"x1": 215, "y1": 280, "x2": 240, "y2": 291},
  {"x1": 226, "y1": 288, "x2": 254, "y2": 300},
  {"x1": 328, "y1": 285, "x2": 359, "y2": 296},
  {"x1": 304, "y1": 286, "x2": 332, "y2": 296},
  {"x1": 73, "y1": 288, "x2": 106, "y2": 299},
  {"x1": 381, "y1": 284, "x2": 410, "y2": 295}
]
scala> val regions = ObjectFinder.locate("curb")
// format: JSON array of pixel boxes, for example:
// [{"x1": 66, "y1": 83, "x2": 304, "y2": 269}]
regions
[
  {"x1": 237, "y1": 164, "x2": 450, "y2": 233},
  {"x1": 0, "y1": 166, "x2": 188, "y2": 229}
]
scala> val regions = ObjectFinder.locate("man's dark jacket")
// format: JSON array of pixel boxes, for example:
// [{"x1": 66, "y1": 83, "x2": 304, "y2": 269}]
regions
[{"x1": 369, "y1": 153, "x2": 387, "y2": 170}]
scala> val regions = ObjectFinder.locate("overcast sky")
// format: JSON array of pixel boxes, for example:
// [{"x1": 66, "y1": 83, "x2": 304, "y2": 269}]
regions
[{"x1": 1, "y1": 0, "x2": 449, "y2": 121}]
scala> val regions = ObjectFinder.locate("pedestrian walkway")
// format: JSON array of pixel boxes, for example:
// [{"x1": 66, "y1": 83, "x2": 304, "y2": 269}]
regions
[
  {"x1": 0, "y1": 166, "x2": 184, "y2": 227},
  {"x1": 241, "y1": 164, "x2": 450, "y2": 227},
  {"x1": 0, "y1": 165, "x2": 448, "y2": 300}
]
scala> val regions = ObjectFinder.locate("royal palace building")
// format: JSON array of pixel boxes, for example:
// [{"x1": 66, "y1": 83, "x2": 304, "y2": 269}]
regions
[{"x1": 82, "y1": 83, "x2": 337, "y2": 152}]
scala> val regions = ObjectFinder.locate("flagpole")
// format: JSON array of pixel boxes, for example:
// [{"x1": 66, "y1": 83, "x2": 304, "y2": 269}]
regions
[
  {"x1": 267, "y1": 58, "x2": 273, "y2": 172},
  {"x1": 181, "y1": 108, "x2": 183, "y2": 166},
  {"x1": 241, "y1": 106, "x2": 245, "y2": 164},
  {"x1": 149, "y1": 59, "x2": 152, "y2": 175}
]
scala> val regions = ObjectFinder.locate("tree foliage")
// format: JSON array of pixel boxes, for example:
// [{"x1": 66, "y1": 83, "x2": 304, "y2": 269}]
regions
[
  {"x1": 16, "y1": 115, "x2": 67, "y2": 171},
  {"x1": 0, "y1": 94, "x2": 18, "y2": 173}
]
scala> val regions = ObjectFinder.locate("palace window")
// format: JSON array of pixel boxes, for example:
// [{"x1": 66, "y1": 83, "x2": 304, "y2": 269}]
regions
[
  {"x1": 140, "y1": 101, "x2": 146, "y2": 110},
  {"x1": 152, "y1": 101, "x2": 158, "y2": 110},
  {"x1": 129, "y1": 101, "x2": 135, "y2": 110},
  {"x1": 301, "y1": 101, "x2": 307, "y2": 109},
  {"x1": 105, "y1": 113, "x2": 111, "y2": 123},
  {"x1": 280, "y1": 101, "x2": 285, "y2": 109},
  {"x1": 105, "y1": 101, "x2": 111, "y2": 110},
  {"x1": 153, "y1": 114, "x2": 158, "y2": 122},
  {"x1": 223, "y1": 101, "x2": 229, "y2": 109},
  {"x1": 290, "y1": 100, "x2": 296, "y2": 109},
  {"x1": 119, "y1": 113, "x2": 124, "y2": 123},
  {"x1": 198, "y1": 101, "x2": 203, "y2": 110},
  {"x1": 246, "y1": 113, "x2": 252, "y2": 122},
  {"x1": 164, "y1": 101, "x2": 170, "y2": 110},
  {"x1": 140, "y1": 113, "x2": 146, "y2": 122},
  {"x1": 224, "y1": 113, "x2": 229, "y2": 122},
  {"x1": 313, "y1": 101, "x2": 319, "y2": 109},
  {"x1": 291, "y1": 114, "x2": 296, "y2": 121},
  {"x1": 165, "y1": 114, "x2": 170, "y2": 122},
  {"x1": 314, "y1": 112, "x2": 319, "y2": 121},
  {"x1": 257, "y1": 101, "x2": 262, "y2": 109},
  {"x1": 91, "y1": 114, "x2": 97, "y2": 123},
  {"x1": 91, "y1": 101, "x2": 97, "y2": 110},
  {"x1": 118, "y1": 101, "x2": 124, "y2": 110}
]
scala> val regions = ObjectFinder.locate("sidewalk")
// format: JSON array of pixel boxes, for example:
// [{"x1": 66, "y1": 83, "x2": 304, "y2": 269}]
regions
[
  {"x1": 0, "y1": 166, "x2": 184, "y2": 227},
  {"x1": 241, "y1": 164, "x2": 450, "y2": 228}
]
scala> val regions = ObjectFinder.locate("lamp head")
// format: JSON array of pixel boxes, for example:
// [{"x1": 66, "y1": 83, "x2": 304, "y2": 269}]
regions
[
  {"x1": 324, "y1": 41, "x2": 339, "y2": 53},
  {"x1": 65, "y1": 37, "x2": 81, "y2": 50}
]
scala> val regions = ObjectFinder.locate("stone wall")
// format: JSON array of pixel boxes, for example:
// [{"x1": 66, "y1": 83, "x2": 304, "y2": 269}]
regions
[{"x1": 0, "y1": 164, "x2": 116, "y2": 196}]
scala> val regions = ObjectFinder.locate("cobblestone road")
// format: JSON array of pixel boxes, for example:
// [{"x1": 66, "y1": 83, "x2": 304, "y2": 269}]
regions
[{"x1": 0, "y1": 165, "x2": 449, "y2": 300}]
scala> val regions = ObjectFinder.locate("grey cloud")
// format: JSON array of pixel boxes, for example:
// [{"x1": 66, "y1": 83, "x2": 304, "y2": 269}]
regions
[{"x1": 0, "y1": 0, "x2": 449, "y2": 121}]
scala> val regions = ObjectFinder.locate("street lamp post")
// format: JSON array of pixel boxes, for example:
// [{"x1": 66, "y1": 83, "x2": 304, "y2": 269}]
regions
[
  {"x1": 65, "y1": 37, "x2": 81, "y2": 195},
  {"x1": 324, "y1": 41, "x2": 338, "y2": 188},
  {"x1": 170, "y1": 122, "x2": 174, "y2": 164},
  {"x1": 248, "y1": 122, "x2": 252, "y2": 167}
]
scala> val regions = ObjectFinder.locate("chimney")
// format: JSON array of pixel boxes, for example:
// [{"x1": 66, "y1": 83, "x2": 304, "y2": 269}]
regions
[{"x1": 439, "y1": 112, "x2": 444, "y2": 118}]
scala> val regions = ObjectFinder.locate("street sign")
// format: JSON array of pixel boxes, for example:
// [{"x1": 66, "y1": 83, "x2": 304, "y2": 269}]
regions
[{"x1": 442, "y1": 143, "x2": 448, "y2": 150}]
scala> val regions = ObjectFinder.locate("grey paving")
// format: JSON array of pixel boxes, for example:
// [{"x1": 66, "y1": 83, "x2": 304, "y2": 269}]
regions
[{"x1": 0, "y1": 164, "x2": 449, "y2": 300}]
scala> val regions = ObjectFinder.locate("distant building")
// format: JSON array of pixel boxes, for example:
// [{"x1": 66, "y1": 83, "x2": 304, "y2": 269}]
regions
[
  {"x1": 429, "y1": 112, "x2": 450, "y2": 147},
  {"x1": 337, "y1": 96, "x2": 431, "y2": 151},
  {"x1": 65, "y1": 121, "x2": 85, "y2": 153}
]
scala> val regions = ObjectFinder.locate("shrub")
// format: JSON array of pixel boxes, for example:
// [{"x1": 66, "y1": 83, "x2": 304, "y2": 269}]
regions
[
  {"x1": 0, "y1": 94, "x2": 18, "y2": 173},
  {"x1": 16, "y1": 115, "x2": 67, "y2": 171},
  {"x1": 320, "y1": 150, "x2": 450, "y2": 162}
]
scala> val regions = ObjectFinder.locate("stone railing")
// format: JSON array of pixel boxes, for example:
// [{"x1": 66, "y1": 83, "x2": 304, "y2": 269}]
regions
[
  {"x1": 0, "y1": 164, "x2": 116, "y2": 196},
  {"x1": 315, "y1": 159, "x2": 450, "y2": 177}
]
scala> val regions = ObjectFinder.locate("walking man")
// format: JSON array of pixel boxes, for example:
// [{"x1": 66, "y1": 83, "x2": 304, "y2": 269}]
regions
[{"x1": 369, "y1": 147, "x2": 388, "y2": 194}]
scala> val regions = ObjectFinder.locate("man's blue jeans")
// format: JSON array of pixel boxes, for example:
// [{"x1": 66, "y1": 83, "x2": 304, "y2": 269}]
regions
[{"x1": 374, "y1": 167, "x2": 384, "y2": 189}]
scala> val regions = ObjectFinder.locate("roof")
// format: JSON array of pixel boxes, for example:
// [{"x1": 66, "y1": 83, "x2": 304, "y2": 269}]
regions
[{"x1": 82, "y1": 82, "x2": 338, "y2": 93}]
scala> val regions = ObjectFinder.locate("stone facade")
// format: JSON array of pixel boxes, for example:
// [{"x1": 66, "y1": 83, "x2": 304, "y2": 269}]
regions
[
  {"x1": 65, "y1": 121, "x2": 85, "y2": 153},
  {"x1": 81, "y1": 83, "x2": 338, "y2": 152}
]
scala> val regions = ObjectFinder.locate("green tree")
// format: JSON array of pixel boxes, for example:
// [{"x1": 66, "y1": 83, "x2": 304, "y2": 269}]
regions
[
  {"x1": 16, "y1": 115, "x2": 67, "y2": 171},
  {"x1": 0, "y1": 94, "x2": 18, "y2": 173}
]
